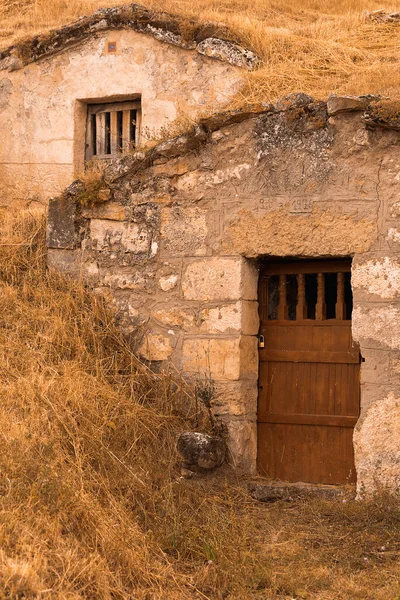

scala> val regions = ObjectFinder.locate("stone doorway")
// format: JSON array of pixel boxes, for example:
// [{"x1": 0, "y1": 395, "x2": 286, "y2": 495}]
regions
[{"x1": 257, "y1": 259, "x2": 361, "y2": 484}]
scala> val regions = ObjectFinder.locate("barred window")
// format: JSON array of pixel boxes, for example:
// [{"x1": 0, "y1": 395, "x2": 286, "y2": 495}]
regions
[{"x1": 85, "y1": 100, "x2": 141, "y2": 162}]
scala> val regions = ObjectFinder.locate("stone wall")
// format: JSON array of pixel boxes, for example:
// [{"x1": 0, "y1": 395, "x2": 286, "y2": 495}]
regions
[
  {"x1": 0, "y1": 4, "x2": 256, "y2": 208},
  {"x1": 47, "y1": 94, "x2": 400, "y2": 494}
]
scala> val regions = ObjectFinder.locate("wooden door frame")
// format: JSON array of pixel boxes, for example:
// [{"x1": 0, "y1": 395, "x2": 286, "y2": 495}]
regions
[{"x1": 255, "y1": 256, "x2": 361, "y2": 483}]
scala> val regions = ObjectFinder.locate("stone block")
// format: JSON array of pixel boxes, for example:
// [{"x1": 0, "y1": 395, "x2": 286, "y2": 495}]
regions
[
  {"x1": 390, "y1": 352, "x2": 400, "y2": 380},
  {"x1": 182, "y1": 335, "x2": 258, "y2": 381},
  {"x1": 196, "y1": 38, "x2": 260, "y2": 71},
  {"x1": 211, "y1": 380, "x2": 258, "y2": 416},
  {"x1": 327, "y1": 94, "x2": 370, "y2": 116},
  {"x1": 159, "y1": 273, "x2": 179, "y2": 291},
  {"x1": 352, "y1": 256, "x2": 400, "y2": 300},
  {"x1": 160, "y1": 206, "x2": 208, "y2": 257},
  {"x1": 182, "y1": 257, "x2": 258, "y2": 302},
  {"x1": 248, "y1": 481, "x2": 344, "y2": 502},
  {"x1": 47, "y1": 195, "x2": 76, "y2": 249},
  {"x1": 47, "y1": 248, "x2": 99, "y2": 284},
  {"x1": 90, "y1": 219, "x2": 150, "y2": 254},
  {"x1": 353, "y1": 304, "x2": 400, "y2": 350},
  {"x1": 221, "y1": 416, "x2": 257, "y2": 474},
  {"x1": 360, "y1": 382, "x2": 393, "y2": 416},
  {"x1": 360, "y1": 348, "x2": 390, "y2": 384},
  {"x1": 354, "y1": 390, "x2": 400, "y2": 497},
  {"x1": 153, "y1": 306, "x2": 195, "y2": 330},
  {"x1": 101, "y1": 269, "x2": 147, "y2": 290},
  {"x1": 200, "y1": 300, "x2": 259, "y2": 334},
  {"x1": 81, "y1": 202, "x2": 126, "y2": 221},
  {"x1": 138, "y1": 332, "x2": 175, "y2": 361}
]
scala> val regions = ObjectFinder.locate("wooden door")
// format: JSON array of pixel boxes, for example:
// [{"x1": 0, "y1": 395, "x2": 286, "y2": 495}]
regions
[{"x1": 257, "y1": 260, "x2": 360, "y2": 485}]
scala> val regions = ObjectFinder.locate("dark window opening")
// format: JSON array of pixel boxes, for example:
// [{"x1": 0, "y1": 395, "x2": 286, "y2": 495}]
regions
[
  {"x1": 262, "y1": 261, "x2": 353, "y2": 322},
  {"x1": 117, "y1": 111, "x2": 123, "y2": 152},
  {"x1": 305, "y1": 273, "x2": 317, "y2": 320},
  {"x1": 91, "y1": 113, "x2": 97, "y2": 157},
  {"x1": 105, "y1": 112, "x2": 111, "y2": 155},
  {"x1": 286, "y1": 274, "x2": 298, "y2": 321},
  {"x1": 267, "y1": 275, "x2": 279, "y2": 321},
  {"x1": 85, "y1": 99, "x2": 141, "y2": 163},
  {"x1": 325, "y1": 272, "x2": 338, "y2": 319},
  {"x1": 130, "y1": 110, "x2": 137, "y2": 151}
]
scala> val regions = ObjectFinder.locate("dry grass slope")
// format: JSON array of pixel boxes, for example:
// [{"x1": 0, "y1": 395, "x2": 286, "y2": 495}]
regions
[
  {"x1": 3, "y1": 0, "x2": 400, "y2": 101},
  {"x1": 2, "y1": 211, "x2": 400, "y2": 598}
]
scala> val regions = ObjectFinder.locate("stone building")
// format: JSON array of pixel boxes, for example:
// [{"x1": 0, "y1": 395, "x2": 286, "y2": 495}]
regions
[
  {"x1": 0, "y1": 3, "x2": 257, "y2": 208},
  {"x1": 4, "y1": 4, "x2": 400, "y2": 497},
  {"x1": 47, "y1": 92, "x2": 400, "y2": 496}
]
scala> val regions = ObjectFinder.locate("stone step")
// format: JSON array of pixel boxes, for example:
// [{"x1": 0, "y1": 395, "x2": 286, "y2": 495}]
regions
[{"x1": 248, "y1": 479, "x2": 355, "y2": 502}]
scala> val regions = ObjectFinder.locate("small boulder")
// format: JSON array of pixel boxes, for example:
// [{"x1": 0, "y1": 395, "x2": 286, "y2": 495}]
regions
[
  {"x1": 177, "y1": 432, "x2": 226, "y2": 472},
  {"x1": 196, "y1": 38, "x2": 260, "y2": 70},
  {"x1": 155, "y1": 125, "x2": 207, "y2": 159},
  {"x1": 327, "y1": 94, "x2": 375, "y2": 116},
  {"x1": 275, "y1": 93, "x2": 314, "y2": 112},
  {"x1": 365, "y1": 9, "x2": 400, "y2": 23}
]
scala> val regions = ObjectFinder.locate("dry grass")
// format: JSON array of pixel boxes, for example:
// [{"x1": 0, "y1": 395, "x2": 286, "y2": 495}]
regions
[
  {"x1": 2, "y1": 210, "x2": 400, "y2": 598},
  {"x1": 3, "y1": 0, "x2": 400, "y2": 101}
]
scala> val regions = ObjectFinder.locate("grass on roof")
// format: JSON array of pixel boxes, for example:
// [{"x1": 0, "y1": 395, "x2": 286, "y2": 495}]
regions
[{"x1": 2, "y1": 0, "x2": 400, "y2": 103}]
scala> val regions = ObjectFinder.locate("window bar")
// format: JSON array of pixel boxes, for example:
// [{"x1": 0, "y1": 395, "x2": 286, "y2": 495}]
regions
[
  {"x1": 110, "y1": 111, "x2": 118, "y2": 155},
  {"x1": 91, "y1": 113, "x2": 97, "y2": 157},
  {"x1": 130, "y1": 110, "x2": 137, "y2": 149},
  {"x1": 117, "y1": 111, "x2": 123, "y2": 153},
  {"x1": 316, "y1": 273, "x2": 326, "y2": 320},
  {"x1": 336, "y1": 272, "x2": 346, "y2": 320},
  {"x1": 296, "y1": 273, "x2": 307, "y2": 321},
  {"x1": 105, "y1": 112, "x2": 111, "y2": 155},
  {"x1": 95, "y1": 113, "x2": 106, "y2": 156},
  {"x1": 278, "y1": 274, "x2": 288, "y2": 320},
  {"x1": 122, "y1": 110, "x2": 131, "y2": 152}
]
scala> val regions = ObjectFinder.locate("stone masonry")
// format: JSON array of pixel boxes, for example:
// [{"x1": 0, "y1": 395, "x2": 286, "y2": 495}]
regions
[
  {"x1": 47, "y1": 94, "x2": 400, "y2": 495},
  {"x1": 0, "y1": 3, "x2": 259, "y2": 208}
]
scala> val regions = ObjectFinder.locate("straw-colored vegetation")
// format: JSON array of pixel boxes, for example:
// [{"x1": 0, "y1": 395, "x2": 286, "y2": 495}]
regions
[
  {"x1": 3, "y1": 0, "x2": 400, "y2": 102},
  {"x1": 3, "y1": 1, "x2": 400, "y2": 597},
  {"x1": 1, "y1": 210, "x2": 400, "y2": 599}
]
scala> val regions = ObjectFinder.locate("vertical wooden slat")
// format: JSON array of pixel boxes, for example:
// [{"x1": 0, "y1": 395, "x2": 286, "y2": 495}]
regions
[
  {"x1": 336, "y1": 272, "x2": 346, "y2": 320},
  {"x1": 278, "y1": 274, "x2": 288, "y2": 320},
  {"x1": 296, "y1": 273, "x2": 307, "y2": 320},
  {"x1": 110, "y1": 111, "x2": 118, "y2": 155},
  {"x1": 122, "y1": 110, "x2": 131, "y2": 152},
  {"x1": 85, "y1": 113, "x2": 94, "y2": 161},
  {"x1": 316, "y1": 272, "x2": 326, "y2": 320},
  {"x1": 96, "y1": 113, "x2": 105, "y2": 156}
]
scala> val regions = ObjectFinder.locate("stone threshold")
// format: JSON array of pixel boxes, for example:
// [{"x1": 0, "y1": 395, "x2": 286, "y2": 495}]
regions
[{"x1": 248, "y1": 479, "x2": 356, "y2": 502}]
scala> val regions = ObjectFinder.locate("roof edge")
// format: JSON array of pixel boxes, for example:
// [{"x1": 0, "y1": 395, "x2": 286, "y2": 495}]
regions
[
  {"x1": 0, "y1": 2, "x2": 260, "y2": 72},
  {"x1": 95, "y1": 93, "x2": 400, "y2": 185}
]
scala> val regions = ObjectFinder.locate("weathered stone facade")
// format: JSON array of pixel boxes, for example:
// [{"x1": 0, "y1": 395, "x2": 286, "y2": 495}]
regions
[
  {"x1": 47, "y1": 94, "x2": 400, "y2": 495},
  {"x1": 0, "y1": 4, "x2": 258, "y2": 208}
]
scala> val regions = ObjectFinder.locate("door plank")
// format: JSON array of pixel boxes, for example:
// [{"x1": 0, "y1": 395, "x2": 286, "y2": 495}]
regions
[
  {"x1": 259, "y1": 350, "x2": 360, "y2": 363},
  {"x1": 257, "y1": 413, "x2": 358, "y2": 427}
]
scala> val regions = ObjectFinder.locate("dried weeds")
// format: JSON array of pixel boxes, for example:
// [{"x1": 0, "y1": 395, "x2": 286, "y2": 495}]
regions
[{"x1": 2, "y1": 0, "x2": 400, "y2": 102}]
